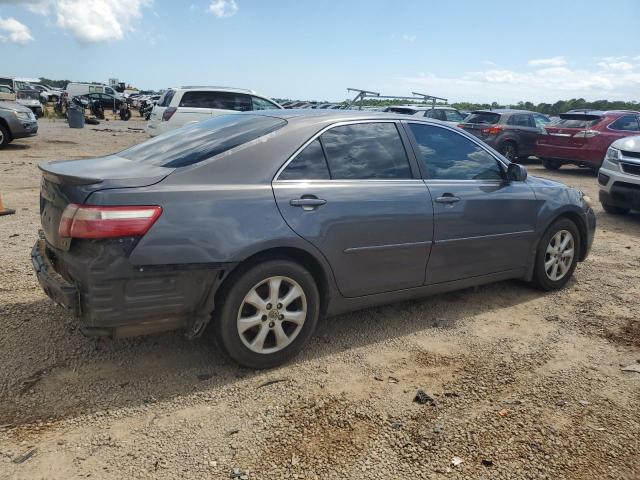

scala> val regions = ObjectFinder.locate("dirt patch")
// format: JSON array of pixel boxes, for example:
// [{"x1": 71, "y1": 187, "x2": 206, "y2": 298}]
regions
[{"x1": 606, "y1": 318, "x2": 640, "y2": 348}]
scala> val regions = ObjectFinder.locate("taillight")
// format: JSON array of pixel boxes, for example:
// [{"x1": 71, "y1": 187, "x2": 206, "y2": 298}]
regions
[
  {"x1": 573, "y1": 130, "x2": 599, "y2": 138},
  {"x1": 58, "y1": 204, "x2": 162, "y2": 239},
  {"x1": 457, "y1": 123, "x2": 466, "y2": 129},
  {"x1": 481, "y1": 126, "x2": 503, "y2": 135},
  {"x1": 162, "y1": 107, "x2": 177, "y2": 121}
]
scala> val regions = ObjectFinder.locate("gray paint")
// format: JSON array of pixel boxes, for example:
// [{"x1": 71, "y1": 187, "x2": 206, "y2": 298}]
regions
[{"x1": 39, "y1": 110, "x2": 596, "y2": 328}]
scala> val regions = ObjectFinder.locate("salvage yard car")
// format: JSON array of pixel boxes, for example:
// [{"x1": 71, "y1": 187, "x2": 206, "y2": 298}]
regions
[
  {"x1": 458, "y1": 109, "x2": 551, "y2": 161},
  {"x1": 537, "y1": 110, "x2": 640, "y2": 171},
  {"x1": 0, "y1": 101, "x2": 38, "y2": 148},
  {"x1": 32, "y1": 111, "x2": 595, "y2": 368},
  {"x1": 598, "y1": 135, "x2": 640, "y2": 214},
  {"x1": 147, "y1": 86, "x2": 283, "y2": 136}
]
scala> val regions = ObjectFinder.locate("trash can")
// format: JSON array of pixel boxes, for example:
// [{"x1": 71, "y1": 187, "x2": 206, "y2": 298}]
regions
[{"x1": 67, "y1": 105, "x2": 85, "y2": 129}]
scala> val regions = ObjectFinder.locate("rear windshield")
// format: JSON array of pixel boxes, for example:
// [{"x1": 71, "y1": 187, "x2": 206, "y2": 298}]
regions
[
  {"x1": 555, "y1": 114, "x2": 602, "y2": 129},
  {"x1": 466, "y1": 112, "x2": 501, "y2": 125},
  {"x1": 157, "y1": 89, "x2": 175, "y2": 107},
  {"x1": 118, "y1": 114, "x2": 286, "y2": 168}
]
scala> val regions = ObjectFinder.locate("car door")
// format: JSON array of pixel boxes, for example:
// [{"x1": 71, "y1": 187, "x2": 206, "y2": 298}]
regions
[
  {"x1": 404, "y1": 122, "x2": 538, "y2": 284},
  {"x1": 272, "y1": 121, "x2": 434, "y2": 298},
  {"x1": 0, "y1": 85, "x2": 15, "y2": 101},
  {"x1": 507, "y1": 114, "x2": 538, "y2": 156}
]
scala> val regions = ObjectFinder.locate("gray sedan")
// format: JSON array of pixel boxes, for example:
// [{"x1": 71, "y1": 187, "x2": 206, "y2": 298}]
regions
[
  {"x1": 0, "y1": 101, "x2": 38, "y2": 148},
  {"x1": 32, "y1": 110, "x2": 595, "y2": 368}
]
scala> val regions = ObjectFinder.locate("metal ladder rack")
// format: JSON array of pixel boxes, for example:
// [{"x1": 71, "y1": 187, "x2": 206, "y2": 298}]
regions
[{"x1": 346, "y1": 88, "x2": 448, "y2": 110}]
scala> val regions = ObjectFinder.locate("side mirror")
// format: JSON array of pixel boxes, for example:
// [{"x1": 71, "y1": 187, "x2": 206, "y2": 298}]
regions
[{"x1": 507, "y1": 163, "x2": 527, "y2": 182}]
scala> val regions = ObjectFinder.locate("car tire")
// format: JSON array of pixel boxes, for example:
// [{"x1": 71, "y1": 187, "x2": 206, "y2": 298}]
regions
[
  {"x1": 601, "y1": 203, "x2": 630, "y2": 215},
  {"x1": 530, "y1": 218, "x2": 580, "y2": 291},
  {"x1": 542, "y1": 159, "x2": 562, "y2": 170},
  {"x1": 0, "y1": 123, "x2": 10, "y2": 148},
  {"x1": 499, "y1": 141, "x2": 518, "y2": 161},
  {"x1": 213, "y1": 258, "x2": 320, "y2": 369}
]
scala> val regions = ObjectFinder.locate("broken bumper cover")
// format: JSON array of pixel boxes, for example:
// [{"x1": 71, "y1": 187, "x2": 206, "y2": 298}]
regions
[{"x1": 31, "y1": 236, "x2": 230, "y2": 338}]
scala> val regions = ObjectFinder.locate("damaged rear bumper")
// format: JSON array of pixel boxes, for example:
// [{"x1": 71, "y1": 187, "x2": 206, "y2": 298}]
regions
[{"x1": 31, "y1": 234, "x2": 231, "y2": 338}]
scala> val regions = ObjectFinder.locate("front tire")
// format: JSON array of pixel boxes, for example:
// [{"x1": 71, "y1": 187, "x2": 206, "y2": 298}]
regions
[
  {"x1": 601, "y1": 203, "x2": 630, "y2": 215},
  {"x1": 0, "y1": 123, "x2": 10, "y2": 148},
  {"x1": 213, "y1": 258, "x2": 320, "y2": 369},
  {"x1": 542, "y1": 159, "x2": 562, "y2": 170},
  {"x1": 531, "y1": 218, "x2": 580, "y2": 291}
]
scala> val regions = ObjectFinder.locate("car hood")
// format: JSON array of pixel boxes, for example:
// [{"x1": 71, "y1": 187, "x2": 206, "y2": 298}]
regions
[
  {"x1": 526, "y1": 175, "x2": 566, "y2": 188},
  {"x1": 0, "y1": 101, "x2": 33, "y2": 114},
  {"x1": 611, "y1": 135, "x2": 640, "y2": 153}
]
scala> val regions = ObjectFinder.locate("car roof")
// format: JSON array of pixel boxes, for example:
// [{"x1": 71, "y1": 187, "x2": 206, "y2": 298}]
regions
[
  {"x1": 245, "y1": 109, "x2": 456, "y2": 125},
  {"x1": 387, "y1": 105, "x2": 456, "y2": 111},
  {"x1": 471, "y1": 109, "x2": 536, "y2": 114},
  {"x1": 174, "y1": 86, "x2": 257, "y2": 94}
]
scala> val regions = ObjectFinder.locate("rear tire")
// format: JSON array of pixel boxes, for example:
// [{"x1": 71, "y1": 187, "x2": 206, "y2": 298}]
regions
[
  {"x1": 499, "y1": 141, "x2": 518, "y2": 161},
  {"x1": 213, "y1": 258, "x2": 320, "y2": 369},
  {"x1": 601, "y1": 204, "x2": 630, "y2": 215},
  {"x1": 542, "y1": 159, "x2": 562, "y2": 170},
  {"x1": 530, "y1": 218, "x2": 580, "y2": 291},
  {"x1": 0, "y1": 124, "x2": 10, "y2": 148}
]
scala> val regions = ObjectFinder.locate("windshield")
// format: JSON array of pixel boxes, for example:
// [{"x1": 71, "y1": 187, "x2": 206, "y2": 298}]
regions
[
  {"x1": 119, "y1": 114, "x2": 287, "y2": 168},
  {"x1": 554, "y1": 114, "x2": 602, "y2": 129}
]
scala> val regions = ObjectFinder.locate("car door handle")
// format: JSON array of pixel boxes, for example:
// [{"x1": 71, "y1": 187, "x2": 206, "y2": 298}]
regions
[
  {"x1": 289, "y1": 197, "x2": 327, "y2": 210},
  {"x1": 435, "y1": 194, "x2": 461, "y2": 204}
]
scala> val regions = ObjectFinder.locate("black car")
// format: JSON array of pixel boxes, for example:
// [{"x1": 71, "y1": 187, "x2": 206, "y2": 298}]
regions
[
  {"x1": 458, "y1": 109, "x2": 551, "y2": 160},
  {"x1": 75, "y1": 93, "x2": 123, "y2": 110}
]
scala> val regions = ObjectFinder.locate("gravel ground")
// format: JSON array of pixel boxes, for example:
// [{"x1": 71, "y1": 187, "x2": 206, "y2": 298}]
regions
[{"x1": 1, "y1": 119, "x2": 639, "y2": 479}]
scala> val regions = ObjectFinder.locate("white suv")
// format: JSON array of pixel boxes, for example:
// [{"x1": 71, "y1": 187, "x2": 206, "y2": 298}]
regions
[
  {"x1": 147, "y1": 86, "x2": 282, "y2": 136},
  {"x1": 599, "y1": 135, "x2": 640, "y2": 215}
]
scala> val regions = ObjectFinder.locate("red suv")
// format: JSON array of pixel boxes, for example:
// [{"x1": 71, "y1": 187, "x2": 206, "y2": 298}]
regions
[{"x1": 536, "y1": 110, "x2": 640, "y2": 170}]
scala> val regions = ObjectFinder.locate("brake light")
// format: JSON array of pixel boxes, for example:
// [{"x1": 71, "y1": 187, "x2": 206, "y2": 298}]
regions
[
  {"x1": 481, "y1": 126, "x2": 503, "y2": 135},
  {"x1": 58, "y1": 204, "x2": 162, "y2": 239},
  {"x1": 457, "y1": 123, "x2": 466, "y2": 129},
  {"x1": 573, "y1": 130, "x2": 599, "y2": 138},
  {"x1": 162, "y1": 107, "x2": 177, "y2": 121}
]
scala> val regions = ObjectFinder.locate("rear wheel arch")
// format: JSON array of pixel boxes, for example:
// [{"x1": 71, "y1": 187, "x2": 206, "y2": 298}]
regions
[{"x1": 216, "y1": 246, "x2": 333, "y2": 318}]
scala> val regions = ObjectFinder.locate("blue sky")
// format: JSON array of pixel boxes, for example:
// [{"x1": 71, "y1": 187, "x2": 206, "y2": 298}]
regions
[{"x1": 1, "y1": 0, "x2": 639, "y2": 103}]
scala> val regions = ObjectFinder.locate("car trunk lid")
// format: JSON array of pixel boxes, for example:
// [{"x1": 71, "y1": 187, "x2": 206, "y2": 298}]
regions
[
  {"x1": 541, "y1": 113, "x2": 603, "y2": 147},
  {"x1": 38, "y1": 156, "x2": 173, "y2": 250},
  {"x1": 458, "y1": 111, "x2": 502, "y2": 140}
]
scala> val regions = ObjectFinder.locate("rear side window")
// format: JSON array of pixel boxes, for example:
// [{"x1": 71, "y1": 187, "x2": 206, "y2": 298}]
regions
[
  {"x1": 321, "y1": 123, "x2": 412, "y2": 179},
  {"x1": 608, "y1": 115, "x2": 640, "y2": 132},
  {"x1": 179, "y1": 91, "x2": 251, "y2": 111},
  {"x1": 555, "y1": 114, "x2": 602, "y2": 129},
  {"x1": 507, "y1": 114, "x2": 533, "y2": 127},
  {"x1": 157, "y1": 89, "x2": 175, "y2": 107},
  {"x1": 466, "y1": 112, "x2": 501, "y2": 125},
  {"x1": 252, "y1": 96, "x2": 279, "y2": 110},
  {"x1": 279, "y1": 139, "x2": 330, "y2": 180},
  {"x1": 408, "y1": 123, "x2": 503, "y2": 181},
  {"x1": 118, "y1": 114, "x2": 286, "y2": 168}
]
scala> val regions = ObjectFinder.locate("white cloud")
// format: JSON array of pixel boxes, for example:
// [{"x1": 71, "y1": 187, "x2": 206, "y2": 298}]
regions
[
  {"x1": 527, "y1": 56, "x2": 567, "y2": 67},
  {"x1": 401, "y1": 34, "x2": 416, "y2": 43},
  {"x1": 54, "y1": 0, "x2": 150, "y2": 42},
  {"x1": 0, "y1": 16, "x2": 33, "y2": 44},
  {"x1": 394, "y1": 59, "x2": 640, "y2": 103},
  {"x1": 208, "y1": 0, "x2": 238, "y2": 18}
]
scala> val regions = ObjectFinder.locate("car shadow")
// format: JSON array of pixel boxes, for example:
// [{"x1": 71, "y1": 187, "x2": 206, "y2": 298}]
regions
[
  {"x1": 1, "y1": 143, "x2": 31, "y2": 151},
  {"x1": 0, "y1": 280, "x2": 545, "y2": 427}
]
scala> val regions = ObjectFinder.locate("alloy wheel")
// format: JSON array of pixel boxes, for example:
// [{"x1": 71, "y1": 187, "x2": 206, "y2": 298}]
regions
[
  {"x1": 502, "y1": 143, "x2": 516, "y2": 160},
  {"x1": 236, "y1": 276, "x2": 307, "y2": 354},
  {"x1": 544, "y1": 230, "x2": 575, "y2": 281}
]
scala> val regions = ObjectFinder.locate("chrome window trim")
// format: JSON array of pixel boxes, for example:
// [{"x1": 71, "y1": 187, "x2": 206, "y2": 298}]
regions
[{"x1": 273, "y1": 119, "x2": 413, "y2": 182}]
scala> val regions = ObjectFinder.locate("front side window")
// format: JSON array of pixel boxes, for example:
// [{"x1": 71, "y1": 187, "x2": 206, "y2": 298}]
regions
[
  {"x1": 533, "y1": 114, "x2": 550, "y2": 128},
  {"x1": 252, "y1": 96, "x2": 279, "y2": 110},
  {"x1": 279, "y1": 139, "x2": 330, "y2": 180},
  {"x1": 320, "y1": 123, "x2": 412, "y2": 179},
  {"x1": 443, "y1": 110, "x2": 465, "y2": 122},
  {"x1": 608, "y1": 115, "x2": 640, "y2": 132},
  {"x1": 408, "y1": 123, "x2": 503, "y2": 181}
]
